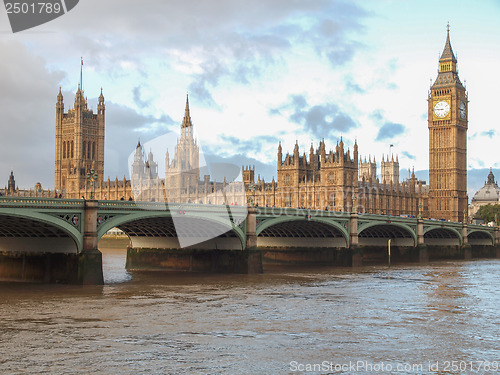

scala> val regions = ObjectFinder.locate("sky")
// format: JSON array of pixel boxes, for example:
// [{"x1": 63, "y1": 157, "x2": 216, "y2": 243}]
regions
[{"x1": 1, "y1": 0, "x2": 500, "y2": 199}]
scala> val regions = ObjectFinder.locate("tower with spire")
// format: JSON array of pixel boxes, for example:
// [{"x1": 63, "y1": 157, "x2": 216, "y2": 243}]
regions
[
  {"x1": 54, "y1": 77, "x2": 105, "y2": 196},
  {"x1": 7, "y1": 171, "x2": 15, "y2": 193},
  {"x1": 164, "y1": 94, "x2": 200, "y2": 202},
  {"x1": 428, "y1": 24, "x2": 468, "y2": 221}
]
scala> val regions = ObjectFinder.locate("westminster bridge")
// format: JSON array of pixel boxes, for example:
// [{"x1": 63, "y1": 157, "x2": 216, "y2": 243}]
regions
[{"x1": 0, "y1": 196, "x2": 499, "y2": 284}]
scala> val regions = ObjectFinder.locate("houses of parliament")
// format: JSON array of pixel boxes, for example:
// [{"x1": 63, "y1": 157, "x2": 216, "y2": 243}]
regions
[{"x1": 2, "y1": 28, "x2": 470, "y2": 222}]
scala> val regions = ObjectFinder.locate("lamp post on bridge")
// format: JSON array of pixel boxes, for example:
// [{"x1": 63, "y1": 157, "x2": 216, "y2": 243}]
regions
[
  {"x1": 417, "y1": 202, "x2": 424, "y2": 247},
  {"x1": 86, "y1": 168, "x2": 98, "y2": 200},
  {"x1": 81, "y1": 167, "x2": 104, "y2": 284},
  {"x1": 248, "y1": 183, "x2": 256, "y2": 207},
  {"x1": 352, "y1": 192, "x2": 357, "y2": 213},
  {"x1": 461, "y1": 209, "x2": 469, "y2": 244}
]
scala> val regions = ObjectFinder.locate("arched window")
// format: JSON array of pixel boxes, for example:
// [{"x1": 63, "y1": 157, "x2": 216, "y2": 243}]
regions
[
  {"x1": 92, "y1": 142, "x2": 95, "y2": 159},
  {"x1": 87, "y1": 142, "x2": 91, "y2": 159},
  {"x1": 63, "y1": 142, "x2": 66, "y2": 159},
  {"x1": 71, "y1": 141, "x2": 74, "y2": 158},
  {"x1": 83, "y1": 141, "x2": 86, "y2": 159}
]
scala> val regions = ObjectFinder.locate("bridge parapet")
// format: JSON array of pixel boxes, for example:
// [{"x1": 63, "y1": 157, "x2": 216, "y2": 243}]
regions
[{"x1": 0, "y1": 196, "x2": 85, "y2": 209}]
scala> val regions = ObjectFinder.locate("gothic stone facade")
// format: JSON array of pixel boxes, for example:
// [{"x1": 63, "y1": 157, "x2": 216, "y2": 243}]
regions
[
  {"x1": 243, "y1": 139, "x2": 428, "y2": 217},
  {"x1": 54, "y1": 85, "x2": 105, "y2": 195}
]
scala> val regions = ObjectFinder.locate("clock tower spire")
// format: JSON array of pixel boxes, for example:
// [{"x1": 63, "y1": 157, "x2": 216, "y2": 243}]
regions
[{"x1": 428, "y1": 24, "x2": 468, "y2": 222}]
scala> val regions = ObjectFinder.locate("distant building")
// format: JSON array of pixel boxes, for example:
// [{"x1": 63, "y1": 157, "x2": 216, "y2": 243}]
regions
[
  {"x1": 7, "y1": 171, "x2": 15, "y2": 194},
  {"x1": 469, "y1": 169, "x2": 500, "y2": 219},
  {"x1": 1, "y1": 171, "x2": 53, "y2": 198}
]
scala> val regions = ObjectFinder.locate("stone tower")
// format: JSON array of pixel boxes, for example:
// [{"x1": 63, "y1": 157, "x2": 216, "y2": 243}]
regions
[
  {"x1": 242, "y1": 165, "x2": 255, "y2": 185},
  {"x1": 428, "y1": 25, "x2": 468, "y2": 221},
  {"x1": 165, "y1": 94, "x2": 200, "y2": 202},
  {"x1": 380, "y1": 154, "x2": 399, "y2": 185},
  {"x1": 131, "y1": 141, "x2": 146, "y2": 182},
  {"x1": 359, "y1": 156, "x2": 376, "y2": 182},
  {"x1": 54, "y1": 86, "x2": 105, "y2": 194},
  {"x1": 7, "y1": 171, "x2": 15, "y2": 193}
]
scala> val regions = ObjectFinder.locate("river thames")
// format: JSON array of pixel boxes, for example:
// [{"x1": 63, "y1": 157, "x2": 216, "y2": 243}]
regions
[{"x1": 1, "y1": 239, "x2": 499, "y2": 374}]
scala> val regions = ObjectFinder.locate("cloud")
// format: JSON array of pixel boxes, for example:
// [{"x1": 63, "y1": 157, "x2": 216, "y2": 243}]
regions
[
  {"x1": 307, "y1": 4, "x2": 368, "y2": 67},
  {"x1": 345, "y1": 76, "x2": 365, "y2": 94},
  {"x1": 0, "y1": 40, "x2": 65, "y2": 188},
  {"x1": 469, "y1": 129, "x2": 495, "y2": 141},
  {"x1": 375, "y1": 122, "x2": 405, "y2": 141},
  {"x1": 132, "y1": 86, "x2": 149, "y2": 109},
  {"x1": 401, "y1": 151, "x2": 416, "y2": 160},
  {"x1": 481, "y1": 129, "x2": 496, "y2": 138},
  {"x1": 9, "y1": 0, "x2": 368, "y2": 108},
  {"x1": 216, "y1": 134, "x2": 279, "y2": 157},
  {"x1": 274, "y1": 94, "x2": 357, "y2": 138},
  {"x1": 371, "y1": 110, "x2": 406, "y2": 141}
]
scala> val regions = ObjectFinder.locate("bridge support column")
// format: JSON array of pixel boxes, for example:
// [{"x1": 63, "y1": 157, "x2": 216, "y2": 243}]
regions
[
  {"x1": 349, "y1": 212, "x2": 362, "y2": 266},
  {"x1": 417, "y1": 218, "x2": 424, "y2": 246},
  {"x1": 416, "y1": 218, "x2": 428, "y2": 263},
  {"x1": 79, "y1": 200, "x2": 104, "y2": 285},
  {"x1": 246, "y1": 207, "x2": 257, "y2": 249},
  {"x1": 462, "y1": 223, "x2": 468, "y2": 245},
  {"x1": 460, "y1": 222, "x2": 472, "y2": 260}
]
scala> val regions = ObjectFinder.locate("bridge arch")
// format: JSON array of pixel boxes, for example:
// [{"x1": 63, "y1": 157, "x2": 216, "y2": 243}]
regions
[
  {"x1": 256, "y1": 216, "x2": 349, "y2": 248},
  {"x1": 357, "y1": 222, "x2": 416, "y2": 246},
  {"x1": 98, "y1": 211, "x2": 246, "y2": 250},
  {"x1": 423, "y1": 227, "x2": 462, "y2": 246},
  {"x1": 467, "y1": 229, "x2": 494, "y2": 245},
  {"x1": 0, "y1": 212, "x2": 82, "y2": 253}
]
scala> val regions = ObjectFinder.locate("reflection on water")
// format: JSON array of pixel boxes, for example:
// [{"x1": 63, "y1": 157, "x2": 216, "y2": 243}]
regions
[
  {"x1": 0, "y1": 239, "x2": 499, "y2": 374},
  {"x1": 100, "y1": 238, "x2": 132, "y2": 284}
]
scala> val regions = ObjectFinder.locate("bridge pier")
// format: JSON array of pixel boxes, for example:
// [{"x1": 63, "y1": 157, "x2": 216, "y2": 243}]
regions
[
  {"x1": 124, "y1": 206, "x2": 263, "y2": 274},
  {"x1": 78, "y1": 200, "x2": 104, "y2": 285},
  {"x1": 461, "y1": 222, "x2": 472, "y2": 260},
  {"x1": 416, "y1": 218, "x2": 428, "y2": 263},
  {"x1": 416, "y1": 245, "x2": 429, "y2": 263},
  {"x1": 349, "y1": 212, "x2": 363, "y2": 266}
]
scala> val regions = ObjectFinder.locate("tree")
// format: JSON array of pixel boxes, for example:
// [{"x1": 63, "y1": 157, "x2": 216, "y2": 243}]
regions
[{"x1": 476, "y1": 204, "x2": 500, "y2": 223}]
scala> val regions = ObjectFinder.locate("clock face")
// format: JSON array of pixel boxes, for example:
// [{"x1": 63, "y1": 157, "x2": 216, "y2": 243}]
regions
[
  {"x1": 434, "y1": 101, "x2": 450, "y2": 118},
  {"x1": 460, "y1": 101, "x2": 466, "y2": 119}
]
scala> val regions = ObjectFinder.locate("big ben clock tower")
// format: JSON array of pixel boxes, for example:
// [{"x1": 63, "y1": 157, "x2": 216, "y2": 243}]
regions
[{"x1": 428, "y1": 25, "x2": 468, "y2": 222}]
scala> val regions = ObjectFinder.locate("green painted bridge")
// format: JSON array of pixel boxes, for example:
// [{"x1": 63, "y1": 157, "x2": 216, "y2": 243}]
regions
[{"x1": 0, "y1": 196, "x2": 498, "y2": 283}]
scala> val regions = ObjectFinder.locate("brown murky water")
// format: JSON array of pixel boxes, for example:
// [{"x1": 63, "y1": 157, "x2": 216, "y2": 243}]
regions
[{"x1": 1, "y1": 239, "x2": 499, "y2": 374}]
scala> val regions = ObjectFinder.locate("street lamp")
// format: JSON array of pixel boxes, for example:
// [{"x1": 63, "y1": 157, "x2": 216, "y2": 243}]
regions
[
  {"x1": 248, "y1": 183, "x2": 256, "y2": 206},
  {"x1": 418, "y1": 202, "x2": 422, "y2": 220},
  {"x1": 352, "y1": 192, "x2": 357, "y2": 213},
  {"x1": 86, "y1": 168, "x2": 98, "y2": 200}
]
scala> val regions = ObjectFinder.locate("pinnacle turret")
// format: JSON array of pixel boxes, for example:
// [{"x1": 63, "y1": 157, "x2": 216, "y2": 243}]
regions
[
  {"x1": 181, "y1": 94, "x2": 193, "y2": 129},
  {"x1": 440, "y1": 23, "x2": 457, "y2": 64}
]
